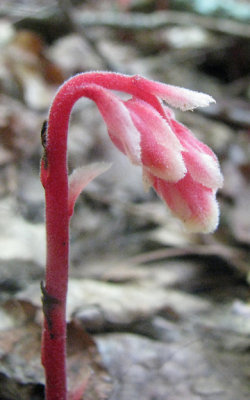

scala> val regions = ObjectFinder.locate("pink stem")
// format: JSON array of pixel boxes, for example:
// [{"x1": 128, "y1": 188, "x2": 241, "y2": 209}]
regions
[{"x1": 41, "y1": 101, "x2": 70, "y2": 399}]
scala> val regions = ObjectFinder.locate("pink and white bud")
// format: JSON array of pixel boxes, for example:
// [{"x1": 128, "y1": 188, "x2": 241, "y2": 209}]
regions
[
  {"x1": 68, "y1": 162, "x2": 111, "y2": 217},
  {"x1": 131, "y1": 75, "x2": 216, "y2": 111},
  {"x1": 169, "y1": 119, "x2": 223, "y2": 190},
  {"x1": 81, "y1": 84, "x2": 142, "y2": 165},
  {"x1": 153, "y1": 173, "x2": 220, "y2": 233},
  {"x1": 126, "y1": 98, "x2": 186, "y2": 182}
]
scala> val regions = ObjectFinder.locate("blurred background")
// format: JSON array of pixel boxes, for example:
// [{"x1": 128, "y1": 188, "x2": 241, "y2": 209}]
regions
[{"x1": 0, "y1": 1, "x2": 249, "y2": 399}]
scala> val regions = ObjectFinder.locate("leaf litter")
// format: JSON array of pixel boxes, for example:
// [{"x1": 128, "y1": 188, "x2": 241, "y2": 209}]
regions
[{"x1": 0, "y1": 0, "x2": 250, "y2": 399}]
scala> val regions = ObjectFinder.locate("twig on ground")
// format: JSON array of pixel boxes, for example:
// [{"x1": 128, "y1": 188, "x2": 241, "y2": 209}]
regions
[
  {"x1": 8, "y1": 8, "x2": 250, "y2": 39},
  {"x1": 130, "y1": 244, "x2": 248, "y2": 274},
  {"x1": 75, "y1": 10, "x2": 250, "y2": 39}
]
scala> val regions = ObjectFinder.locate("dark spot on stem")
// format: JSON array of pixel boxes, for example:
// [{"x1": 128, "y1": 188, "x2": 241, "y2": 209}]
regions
[
  {"x1": 40, "y1": 120, "x2": 48, "y2": 169},
  {"x1": 41, "y1": 281, "x2": 61, "y2": 334},
  {"x1": 41, "y1": 120, "x2": 48, "y2": 148}
]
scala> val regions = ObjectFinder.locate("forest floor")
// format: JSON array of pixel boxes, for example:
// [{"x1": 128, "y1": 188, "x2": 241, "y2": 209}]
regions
[{"x1": 0, "y1": 1, "x2": 250, "y2": 399}]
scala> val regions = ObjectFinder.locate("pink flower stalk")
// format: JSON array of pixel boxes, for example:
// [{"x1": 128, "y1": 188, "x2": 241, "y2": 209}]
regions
[{"x1": 40, "y1": 71, "x2": 222, "y2": 399}]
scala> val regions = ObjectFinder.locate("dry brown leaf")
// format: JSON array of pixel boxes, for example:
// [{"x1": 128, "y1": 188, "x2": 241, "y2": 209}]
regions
[{"x1": 0, "y1": 300, "x2": 112, "y2": 400}]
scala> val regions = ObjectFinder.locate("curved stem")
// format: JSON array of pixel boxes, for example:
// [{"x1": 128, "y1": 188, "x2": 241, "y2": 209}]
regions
[
  {"x1": 41, "y1": 71, "x2": 152, "y2": 399},
  {"x1": 41, "y1": 95, "x2": 71, "y2": 399}
]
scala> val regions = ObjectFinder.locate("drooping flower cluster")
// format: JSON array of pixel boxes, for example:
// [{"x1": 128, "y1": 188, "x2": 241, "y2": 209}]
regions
[{"x1": 46, "y1": 72, "x2": 223, "y2": 233}]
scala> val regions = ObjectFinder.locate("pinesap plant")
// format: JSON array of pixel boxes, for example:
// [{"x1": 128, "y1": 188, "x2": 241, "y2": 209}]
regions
[{"x1": 40, "y1": 71, "x2": 223, "y2": 399}]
